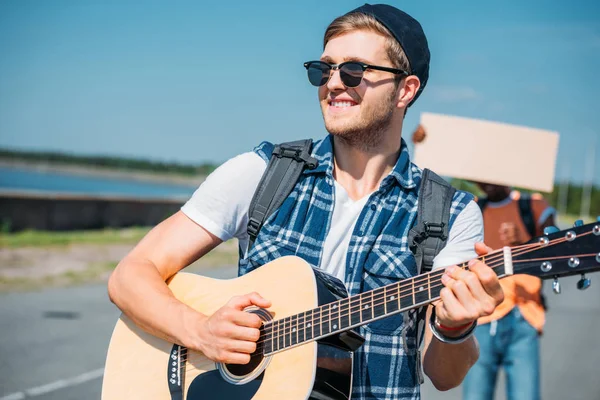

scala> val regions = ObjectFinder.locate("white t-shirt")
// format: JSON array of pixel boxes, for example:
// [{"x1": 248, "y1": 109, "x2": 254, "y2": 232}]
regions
[{"x1": 181, "y1": 152, "x2": 484, "y2": 279}]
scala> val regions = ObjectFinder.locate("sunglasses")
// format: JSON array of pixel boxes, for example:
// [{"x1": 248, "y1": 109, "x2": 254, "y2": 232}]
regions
[{"x1": 303, "y1": 60, "x2": 408, "y2": 88}]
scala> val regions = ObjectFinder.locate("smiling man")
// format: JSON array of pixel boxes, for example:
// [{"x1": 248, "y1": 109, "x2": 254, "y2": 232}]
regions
[{"x1": 108, "y1": 3, "x2": 504, "y2": 399}]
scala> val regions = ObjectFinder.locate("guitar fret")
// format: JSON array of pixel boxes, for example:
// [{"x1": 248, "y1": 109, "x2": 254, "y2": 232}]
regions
[
  {"x1": 383, "y1": 286, "x2": 387, "y2": 315},
  {"x1": 305, "y1": 310, "x2": 313, "y2": 341},
  {"x1": 427, "y1": 272, "x2": 431, "y2": 299},
  {"x1": 414, "y1": 276, "x2": 429, "y2": 305},
  {"x1": 264, "y1": 324, "x2": 272, "y2": 354},
  {"x1": 340, "y1": 298, "x2": 350, "y2": 330},
  {"x1": 297, "y1": 312, "x2": 305, "y2": 343},
  {"x1": 360, "y1": 291, "x2": 373, "y2": 322},
  {"x1": 430, "y1": 273, "x2": 444, "y2": 299},
  {"x1": 400, "y1": 281, "x2": 412, "y2": 309},
  {"x1": 372, "y1": 287, "x2": 386, "y2": 320},
  {"x1": 313, "y1": 308, "x2": 322, "y2": 338},
  {"x1": 386, "y1": 283, "x2": 400, "y2": 315},
  {"x1": 320, "y1": 305, "x2": 330, "y2": 336},
  {"x1": 290, "y1": 315, "x2": 298, "y2": 346},
  {"x1": 271, "y1": 321, "x2": 276, "y2": 353},
  {"x1": 277, "y1": 319, "x2": 284, "y2": 351},
  {"x1": 282, "y1": 317, "x2": 289, "y2": 349}
]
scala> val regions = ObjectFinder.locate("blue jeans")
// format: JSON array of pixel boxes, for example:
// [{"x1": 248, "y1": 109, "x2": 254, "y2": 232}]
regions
[{"x1": 462, "y1": 308, "x2": 540, "y2": 400}]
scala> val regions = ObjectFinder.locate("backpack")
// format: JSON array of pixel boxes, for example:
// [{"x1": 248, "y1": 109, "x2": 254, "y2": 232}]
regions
[
  {"x1": 476, "y1": 195, "x2": 536, "y2": 238},
  {"x1": 246, "y1": 139, "x2": 456, "y2": 384}
]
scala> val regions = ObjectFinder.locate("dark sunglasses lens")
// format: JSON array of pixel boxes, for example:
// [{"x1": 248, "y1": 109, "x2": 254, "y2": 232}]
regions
[
  {"x1": 307, "y1": 62, "x2": 330, "y2": 86},
  {"x1": 339, "y1": 63, "x2": 364, "y2": 87}
]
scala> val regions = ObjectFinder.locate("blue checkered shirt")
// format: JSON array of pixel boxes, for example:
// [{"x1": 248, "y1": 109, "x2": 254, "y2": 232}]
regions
[{"x1": 238, "y1": 135, "x2": 473, "y2": 399}]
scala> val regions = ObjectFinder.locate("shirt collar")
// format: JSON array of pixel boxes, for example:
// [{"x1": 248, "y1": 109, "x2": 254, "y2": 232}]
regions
[{"x1": 304, "y1": 135, "x2": 417, "y2": 190}]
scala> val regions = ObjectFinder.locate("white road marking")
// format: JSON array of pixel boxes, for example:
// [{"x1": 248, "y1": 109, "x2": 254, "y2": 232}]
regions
[{"x1": 1, "y1": 368, "x2": 103, "y2": 399}]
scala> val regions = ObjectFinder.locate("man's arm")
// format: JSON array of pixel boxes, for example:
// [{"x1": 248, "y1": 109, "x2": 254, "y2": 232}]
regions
[
  {"x1": 422, "y1": 243, "x2": 502, "y2": 390},
  {"x1": 108, "y1": 151, "x2": 270, "y2": 364},
  {"x1": 108, "y1": 211, "x2": 270, "y2": 364},
  {"x1": 108, "y1": 211, "x2": 271, "y2": 364},
  {"x1": 422, "y1": 201, "x2": 503, "y2": 390}
]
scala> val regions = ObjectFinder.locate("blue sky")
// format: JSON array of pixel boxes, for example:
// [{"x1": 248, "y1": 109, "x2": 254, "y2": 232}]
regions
[{"x1": 1, "y1": 0, "x2": 599, "y2": 185}]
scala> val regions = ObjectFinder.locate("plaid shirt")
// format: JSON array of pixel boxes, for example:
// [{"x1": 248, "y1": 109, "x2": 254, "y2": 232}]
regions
[{"x1": 238, "y1": 135, "x2": 473, "y2": 400}]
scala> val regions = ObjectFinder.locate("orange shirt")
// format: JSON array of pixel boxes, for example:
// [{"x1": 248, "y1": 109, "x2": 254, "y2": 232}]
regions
[{"x1": 477, "y1": 191, "x2": 553, "y2": 332}]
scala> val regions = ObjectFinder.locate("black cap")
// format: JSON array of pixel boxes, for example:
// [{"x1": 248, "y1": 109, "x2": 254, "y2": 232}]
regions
[{"x1": 346, "y1": 3, "x2": 430, "y2": 104}]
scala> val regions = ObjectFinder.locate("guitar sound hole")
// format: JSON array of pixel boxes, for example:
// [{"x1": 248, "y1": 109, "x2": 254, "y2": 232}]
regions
[
  {"x1": 225, "y1": 348, "x2": 264, "y2": 377},
  {"x1": 219, "y1": 308, "x2": 271, "y2": 382}
]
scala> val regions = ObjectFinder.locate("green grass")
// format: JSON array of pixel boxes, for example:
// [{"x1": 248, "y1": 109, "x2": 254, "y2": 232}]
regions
[{"x1": 0, "y1": 227, "x2": 151, "y2": 248}]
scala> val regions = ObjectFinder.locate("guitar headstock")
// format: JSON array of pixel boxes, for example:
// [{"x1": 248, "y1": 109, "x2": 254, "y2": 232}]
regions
[{"x1": 510, "y1": 219, "x2": 600, "y2": 292}]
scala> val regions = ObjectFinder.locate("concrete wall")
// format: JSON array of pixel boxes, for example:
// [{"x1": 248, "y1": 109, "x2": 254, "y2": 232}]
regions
[{"x1": 0, "y1": 192, "x2": 184, "y2": 231}]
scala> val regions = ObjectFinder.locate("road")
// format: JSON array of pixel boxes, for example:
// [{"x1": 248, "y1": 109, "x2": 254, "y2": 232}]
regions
[{"x1": 1, "y1": 265, "x2": 599, "y2": 400}]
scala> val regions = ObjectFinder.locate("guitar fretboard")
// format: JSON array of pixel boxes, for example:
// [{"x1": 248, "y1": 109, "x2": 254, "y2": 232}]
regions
[{"x1": 262, "y1": 257, "x2": 505, "y2": 355}]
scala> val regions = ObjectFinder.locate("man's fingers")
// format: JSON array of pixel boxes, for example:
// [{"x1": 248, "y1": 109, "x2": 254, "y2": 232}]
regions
[
  {"x1": 227, "y1": 292, "x2": 272, "y2": 311},
  {"x1": 474, "y1": 242, "x2": 493, "y2": 256},
  {"x1": 437, "y1": 286, "x2": 468, "y2": 323},
  {"x1": 231, "y1": 310, "x2": 263, "y2": 328},
  {"x1": 469, "y1": 259, "x2": 504, "y2": 305},
  {"x1": 219, "y1": 351, "x2": 251, "y2": 365},
  {"x1": 229, "y1": 326, "x2": 262, "y2": 342},
  {"x1": 444, "y1": 266, "x2": 489, "y2": 301},
  {"x1": 226, "y1": 339, "x2": 257, "y2": 354}
]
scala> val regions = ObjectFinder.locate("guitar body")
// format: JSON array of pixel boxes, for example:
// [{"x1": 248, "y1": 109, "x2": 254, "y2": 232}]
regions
[
  {"x1": 102, "y1": 221, "x2": 600, "y2": 399},
  {"x1": 102, "y1": 256, "x2": 362, "y2": 400}
]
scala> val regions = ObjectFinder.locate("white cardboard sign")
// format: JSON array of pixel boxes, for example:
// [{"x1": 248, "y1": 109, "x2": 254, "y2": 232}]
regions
[{"x1": 413, "y1": 113, "x2": 559, "y2": 193}]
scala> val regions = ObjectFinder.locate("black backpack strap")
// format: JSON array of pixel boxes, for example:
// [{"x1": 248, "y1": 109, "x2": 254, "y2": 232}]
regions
[
  {"x1": 406, "y1": 168, "x2": 456, "y2": 384},
  {"x1": 408, "y1": 168, "x2": 456, "y2": 275},
  {"x1": 518, "y1": 195, "x2": 536, "y2": 238},
  {"x1": 246, "y1": 139, "x2": 317, "y2": 252}
]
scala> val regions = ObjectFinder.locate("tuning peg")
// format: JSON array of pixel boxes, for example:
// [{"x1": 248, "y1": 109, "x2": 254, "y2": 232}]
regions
[
  {"x1": 552, "y1": 278, "x2": 561, "y2": 294},
  {"x1": 577, "y1": 274, "x2": 591, "y2": 290},
  {"x1": 544, "y1": 226, "x2": 560, "y2": 235},
  {"x1": 573, "y1": 219, "x2": 584, "y2": 227}
]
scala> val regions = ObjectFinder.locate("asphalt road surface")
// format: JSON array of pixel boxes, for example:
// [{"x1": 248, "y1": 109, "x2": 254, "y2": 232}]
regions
[{"x1": 1, "y1": 265, "x2": 599, "y2": 400}]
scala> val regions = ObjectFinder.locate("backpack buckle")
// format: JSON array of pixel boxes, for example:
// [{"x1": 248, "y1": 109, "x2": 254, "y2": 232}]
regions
[
  {"x1": 423, "y1": 222, "x2": 447, "y2": 240},
  {"x1": 247, "y1": 217, "x2": 261, "y2": 238},
  {"x1": 273, "y1": 146, "x2": 318, "y2": 169}
]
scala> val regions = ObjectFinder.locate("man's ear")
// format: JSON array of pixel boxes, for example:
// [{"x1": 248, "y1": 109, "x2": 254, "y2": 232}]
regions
[{"x1": 396, "y1": 75, "x2": 421, "y2": 109}]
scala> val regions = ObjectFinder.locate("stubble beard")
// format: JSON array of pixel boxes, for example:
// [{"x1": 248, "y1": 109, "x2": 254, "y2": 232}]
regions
[{"x1": 322, "y1": 88, "x2": 397, "y2": 152}]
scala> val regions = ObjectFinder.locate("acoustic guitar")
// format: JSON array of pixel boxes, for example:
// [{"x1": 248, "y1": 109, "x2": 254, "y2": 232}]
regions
[{"x1": 102, "y1": 221, "x2": 600, "y2": 399}]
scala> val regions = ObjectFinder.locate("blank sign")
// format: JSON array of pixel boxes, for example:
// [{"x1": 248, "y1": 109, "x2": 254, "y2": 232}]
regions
[{"x1": 413, "y1": 113, "x2": 559, "y2": 193}]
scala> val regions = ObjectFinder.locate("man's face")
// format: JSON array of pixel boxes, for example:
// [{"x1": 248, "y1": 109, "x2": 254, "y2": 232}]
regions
[{"x1": 318, "y1": 30, "x2": 401, "y2": 146}]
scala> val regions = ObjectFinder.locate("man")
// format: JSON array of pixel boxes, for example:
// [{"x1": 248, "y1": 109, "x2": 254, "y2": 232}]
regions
[
  {"x1": 108, "y1": 4, "x2": 504, "y2": 399},
  {"x1": 462, "y1": 182, "x2": 556, "y2": 400}
]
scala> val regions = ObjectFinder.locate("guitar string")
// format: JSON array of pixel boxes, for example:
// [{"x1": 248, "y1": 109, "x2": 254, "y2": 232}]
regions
[
  {"x1": 256, "y1": 236, "x2": 576, "y2": 341},
  {"x1": 178, "y1": 239, "x2": 587, "y2": 365},
  {"x1": 179, "y1": 234, "x2": 589, "y2": 364},
  {"x1": 180, "y1": 250, "x2": 600, "y2": 373},
  {"x1": 178, "y1": 230, "x2": 596, "y2": 363},
  {"x1": 256, "y1": 242, "x2": 535, "y2": 337},
  {"x1": 246, "y1": 236, "x2": 591, "y2": 355},
  {"x1": 250, "y1": 253, "x2": 597, "y2": 356}
]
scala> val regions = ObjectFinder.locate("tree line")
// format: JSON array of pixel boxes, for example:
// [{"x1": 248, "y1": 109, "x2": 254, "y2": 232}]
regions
[
  {"x1": 2, "y1": 148, "x2": 597, "y2": 217},
  {"x1": 0, "y1": 148, "x2": 217, "y2": 177}
]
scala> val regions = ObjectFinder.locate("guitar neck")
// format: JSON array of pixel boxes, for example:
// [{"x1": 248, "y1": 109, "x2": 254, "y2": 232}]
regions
[{"x1": 261, "y1": 249, "x2": 511, "y2": 355}]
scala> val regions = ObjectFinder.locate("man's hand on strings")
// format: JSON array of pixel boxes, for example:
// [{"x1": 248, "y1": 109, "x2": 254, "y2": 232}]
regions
[
  {"x1": 195, "y1": 292, "x2": 271, "y2": 364},
  {"x1": 435, "y1": 243, "x2": 504, "y2": 335}
]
